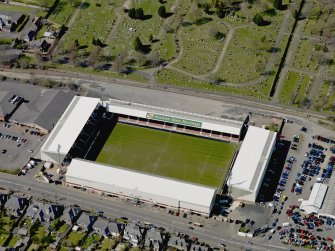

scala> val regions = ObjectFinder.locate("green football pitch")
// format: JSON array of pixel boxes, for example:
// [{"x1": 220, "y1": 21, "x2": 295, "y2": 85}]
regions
[{"x1": 96, "y1": 123, "x2": 236, "y2": 188}]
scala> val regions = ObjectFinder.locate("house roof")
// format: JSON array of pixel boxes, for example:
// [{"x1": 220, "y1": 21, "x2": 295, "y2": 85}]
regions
[
  {"x1": 301, "y1": 183, "x2": 328, "y2": 214},
  {"x1": 5, "y1": 196, "x2": 27, "y2": 211},
  {"x1": 25, "y1": 201, "x2": 62, "y2": 221},
  {"x1": 76, "y1": 212, "x2": 96, "y2": 228},
  {"x1": 62, "y1": 206, "x2": 81, "y2": 222},
  {"x1": 93, "y1": 218, "x2": 123, "y2": 234}
]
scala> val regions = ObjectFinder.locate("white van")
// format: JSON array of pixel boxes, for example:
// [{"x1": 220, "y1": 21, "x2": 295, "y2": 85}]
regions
[{"x1": 282, "y1": 222, "x2": 291, "y2": 227}]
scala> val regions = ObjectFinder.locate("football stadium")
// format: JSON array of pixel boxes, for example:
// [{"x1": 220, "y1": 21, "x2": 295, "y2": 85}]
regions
[{"x1": 41, "y1": 97, "x2": 276, "y2": 215}]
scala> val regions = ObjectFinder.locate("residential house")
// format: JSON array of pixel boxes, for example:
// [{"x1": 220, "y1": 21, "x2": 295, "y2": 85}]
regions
[
  {"x1": 14, "y1": 236, "x2": 31, "y2": 251},
  {"x1": 61, "y1": 206, "x2": 81, "y2": 224},
  {"x1": 0, "y1": 12, "x2": 23, "y2": 32},
  {"x1": 0, "y1": 192, "x2": 7, "y2": 207},
  {"x1": 25, "y1": 201, "x2": 63, "y2": 222},
  {"x1": 93, "y1": 218, "x2": 124, "y2": 238},
  {"x1": 40, "y1": 39, "x2": 50, "y2": 53},
  {"x1": 5, "y1": 195, "x2": 28, "y2": 217},
  {"x1": 24, "y1": 27, "x2": 36, "y2": 43},
  {"x1": 145, "y1": 228, "x2": 167, "y2": 251},
  {"x1": 43, "y1": 31, "x2": 56, "y2": 39},
  {"x1": 168, "y1": 236, "x2": 189, "y2": 251},
  {"x1": 123, "y1": 223, "x2": 145, "y2": 247},
  {"x1": 76, "y1": 212, "x2": 96, "y2": 231},
  {"x1": 189, "y1": 244, "x2": 209, "y2": 251}
]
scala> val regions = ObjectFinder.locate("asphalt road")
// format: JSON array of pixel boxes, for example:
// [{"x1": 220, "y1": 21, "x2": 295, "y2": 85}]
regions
[{"x1": 0, "y1": 172, "x2": 289, "y2": 251}]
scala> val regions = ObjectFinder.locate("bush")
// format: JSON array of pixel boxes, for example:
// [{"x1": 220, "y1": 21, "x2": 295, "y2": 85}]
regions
[
  {"x1": 16, "y1": 15, "x2": 29, "y2": 32},
  {"x1": 253, "y1": 14, "x2": 264, "y2": 26}
]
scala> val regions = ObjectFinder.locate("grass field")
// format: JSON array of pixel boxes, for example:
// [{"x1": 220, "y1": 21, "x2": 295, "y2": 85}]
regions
[{"x1": 96, "y1": 123, "x2": 236, "y2": 188}]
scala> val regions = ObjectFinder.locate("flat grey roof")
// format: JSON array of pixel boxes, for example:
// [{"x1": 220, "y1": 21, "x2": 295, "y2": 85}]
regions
[
  {"x1": 320, "y1": 175, "x2": 335, "y2": 217},
  {"x1": 0, "y1": 81, "x2": 76, "y2": 131}
]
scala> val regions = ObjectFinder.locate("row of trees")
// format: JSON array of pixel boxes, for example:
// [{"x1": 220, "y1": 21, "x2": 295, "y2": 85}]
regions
[{"x1": 128, "y1": 8, "x2": 145, "y2": 19}]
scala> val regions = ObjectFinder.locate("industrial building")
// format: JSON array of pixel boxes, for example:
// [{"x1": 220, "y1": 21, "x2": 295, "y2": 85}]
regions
[
  {"x1": 300, "y1": 177, "x2": 335, "y2": 220},
  {"x1": 0, "y1": 81, "x2": 75, "y2": 132},
  {"x1": 229, "y1": 126, "x2": 277, "y2": 203},
  {"x1": 65, "y1": 159, "x2": 217, "y2": 216}
]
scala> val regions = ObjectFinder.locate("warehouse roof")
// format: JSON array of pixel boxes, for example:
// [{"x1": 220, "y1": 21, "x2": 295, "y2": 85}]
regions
[
  {"x1": 318, "y1": 174, "x2": 335, "y2": 218},
  {"x1": 66, "y1": 159, "x2": 216, "y2": 212},
  {"x1": 301, "y1": 183, "x2": 328, "y2": 215},
  {"x1": 41, "y1": 96, "x2": 99, "y2": 155},
  {"x1": 0, "y1": 81, "x2": 75, "y2": 131},
  {"x1": 106, "y1": 99, "x2": 243, "y2": 135},
  {"x1": 230, "y1": 126, "x2": 277, "y2": 193}
]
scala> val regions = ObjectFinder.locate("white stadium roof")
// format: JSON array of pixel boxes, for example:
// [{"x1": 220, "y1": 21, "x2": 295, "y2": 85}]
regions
[
  {"x1": 230, "y1": 126, "x2": 277, "y2": 201},
  {"x1": 41, "y1": 96, "x2": 100, "y2": 155},
  {"x1": 66, "y1": 159, "x2": 216, "y2": 215},
  {"x1": 300, "y1": 183, "x2": 328, "y2": 215},
  {"x1": 106, "y1": 99, "x2": 243, "y2": 135}
]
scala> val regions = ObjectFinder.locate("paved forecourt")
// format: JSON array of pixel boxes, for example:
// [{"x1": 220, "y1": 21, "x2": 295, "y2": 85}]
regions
[{"x1": 96, "y1": 123, "x2": 236, "y2": 188}]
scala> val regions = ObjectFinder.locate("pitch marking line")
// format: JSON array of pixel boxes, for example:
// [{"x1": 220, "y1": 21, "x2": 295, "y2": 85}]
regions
[{"x1": 152, "y1": 132, "x2": 172, "y2": 172}]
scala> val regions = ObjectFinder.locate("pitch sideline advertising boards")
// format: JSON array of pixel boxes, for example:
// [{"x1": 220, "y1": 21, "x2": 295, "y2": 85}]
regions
[{"x1": 146, "y1": 113, "x2": 202, "y2": 128}]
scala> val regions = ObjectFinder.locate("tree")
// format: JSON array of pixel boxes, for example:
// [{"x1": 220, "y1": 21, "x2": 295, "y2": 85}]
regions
[
  {"x1": 253, "y1": 14, "x2": 264, "y2": 26},
  {"x1": 134, "y1": 37, "x2": 143, "y2": 52},
  {"x1": 39, "y1": 0, "x2": 50, "y2": 8},
  {"x1": 292, "y1": 9, "x2": 298, "y2": 19},
  {"x1": 273, "y1": 0, "x2": 282, "y2": 10},
  {"x1": 135, "y1": 8, "x2": 144, "y2": 19},
  {"x1": 158, "y1": 6, "x2": 167, "y2": 18},
  {"x1": 68, "y1": 0, "x2": 81, "y2": 7},
  {"x1": 148, "y1": 51, "x2": 160, "y2": 66},
  {"x1": 149, "y1": 34, "x2": 153, "y2": 42},
  {"x1": 128, "y1": 8, "x2": 136, "y2": 19},
  {"x1": 113, "y1": 50, "x2": 127, "y2": 74}
]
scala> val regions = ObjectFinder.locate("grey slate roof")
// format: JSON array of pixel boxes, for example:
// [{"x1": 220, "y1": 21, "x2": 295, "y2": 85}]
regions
[
  {"x1": 5, "y1": 196, "x2": 28, "y2": 216},
  {"x1": 26, "y1": 201, "x2": 63, "y2": 222},
  {"x1": 61, "y1": 206, "x2": 81, "y2": 223},
  {"x1": 76, "y1": 212, "x2": 96, "y2": 231},
  {"x1": 93, "y1": 218, "x2": 124, "y2": 236}
]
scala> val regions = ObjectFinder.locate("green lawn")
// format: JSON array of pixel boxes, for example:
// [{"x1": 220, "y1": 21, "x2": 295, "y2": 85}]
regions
[
  {"x1": 11, "y1": 0, "x2": 54, "y2": 7},
  {"x1": 27, "y1": 244, "x2": 40, "y2": 251},
  {"x1": 0, "y1": 3, "x2": 38, "y2": 13},
  {"x1": 0, "y1": 234, "x2": 9, "y2": 246},
  {"x1": 48, "y1": 0, "x2": 76, "y2": 25},
  {"x1": 60, "y1": 0, "x2": 123, "y2": 53},
  {"x1": 82, "y1": 233, "x2": 101, "y2": 249},
  {"x1": 98, "y1": 238, "x2": 116, "y2": 250},
  {"x1": 173, "y1": 20, "x2": 229, "y2": 75},
  {"x1": 96, "y1": 123, "x2": 236, "y2": 188},
  {"x1": 63, "y1": 231, "x2": 84, "y2": 247},
  {"x1": 155, "y1": 67, "x2": 273, "y2": 100},
  {"x1": 8, "y1": 236, "x2": 20, "y2": 248}
]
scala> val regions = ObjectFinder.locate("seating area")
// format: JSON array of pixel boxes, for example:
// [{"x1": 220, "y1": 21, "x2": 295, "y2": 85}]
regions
[{"x1": 118, "y1": 115, "x2": 237, "y2": 142}]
